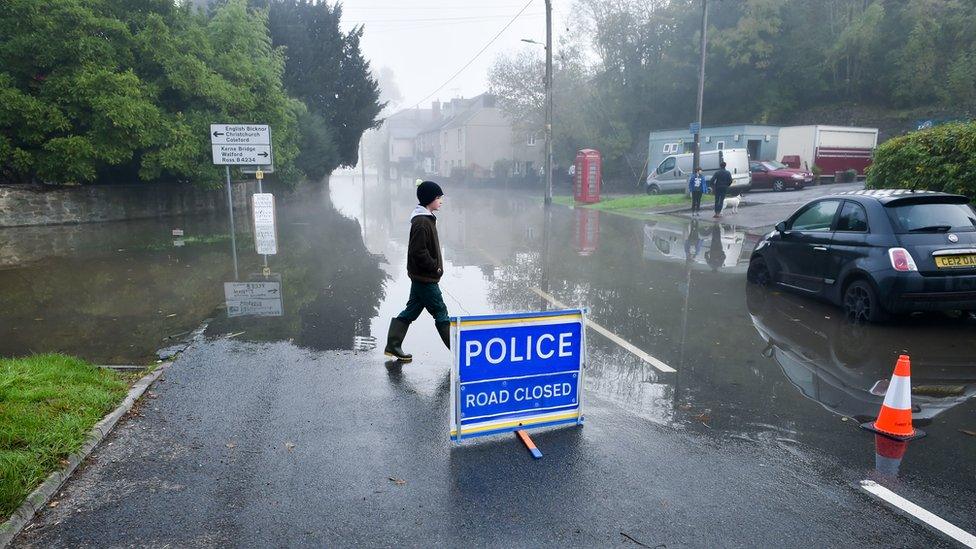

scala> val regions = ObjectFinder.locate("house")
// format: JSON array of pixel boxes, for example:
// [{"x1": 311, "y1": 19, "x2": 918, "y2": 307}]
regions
[
  {"x1": 415, "y1": 94, "x2": 543, "y2": 181},
  {"x1": 647, "y1": 124, "x2": 780, "y2": 174},
  {"x1": 381, "y1": 106, "x2": 440, "y2": 180}
]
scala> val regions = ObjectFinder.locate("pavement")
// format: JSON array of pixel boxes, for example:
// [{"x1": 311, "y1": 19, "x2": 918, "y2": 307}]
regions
[
  {"x1": 11, "y1": 339, "x2": 952, "y2": 548},
  {"x1": 7, "y1": 176, "x2": 975, "y2": 548},
  {"x1": 670, "y1": 182, "x2": 866, "y2": 229}
]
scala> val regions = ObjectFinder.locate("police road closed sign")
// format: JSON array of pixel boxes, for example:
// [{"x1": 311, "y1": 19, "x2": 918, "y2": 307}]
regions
[{"x1": 450, "y1": 310, "x2": 586, "y2": 442}]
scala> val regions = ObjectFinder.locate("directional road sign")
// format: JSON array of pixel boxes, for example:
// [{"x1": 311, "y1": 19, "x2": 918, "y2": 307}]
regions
[
  {"x1": 450, "y1": 309, "x2": 586, "y2": 442},
  {"x1": 210, "y1": 124, "x2": 271, "y2": 145},
  {"x1": 212, "y1": 144, "x2": 272, "y2": 166}
]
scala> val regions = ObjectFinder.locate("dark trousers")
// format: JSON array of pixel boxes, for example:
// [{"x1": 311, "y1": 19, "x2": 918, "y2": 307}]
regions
[
  {"x1": 691, "y1": 191, "x2": 703, "y2": 212},
  {"x1": 714, "y1": 188, "x2": 728, "y2": 215},
  {"x1": 397, "y1": 281, "x2": 450, "y2": 324}
]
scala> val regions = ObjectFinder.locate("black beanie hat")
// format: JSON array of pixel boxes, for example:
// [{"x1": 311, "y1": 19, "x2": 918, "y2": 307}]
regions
[{"x1": 417, "y1": 180, "x2": 444, "y2": 206}]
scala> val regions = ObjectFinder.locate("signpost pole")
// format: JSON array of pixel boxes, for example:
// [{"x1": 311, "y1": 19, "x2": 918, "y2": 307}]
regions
[
  {"x1": 543, "y1": 0, "x2": 553, "y2": 206},
  {"x1": 225, "y1": 165, "x2": 239, "y2": 280}
]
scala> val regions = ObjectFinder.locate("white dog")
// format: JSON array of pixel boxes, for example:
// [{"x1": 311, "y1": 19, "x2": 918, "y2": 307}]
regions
[{"x1": 722, "y1": 195, "x2": 742, "y2": 214}]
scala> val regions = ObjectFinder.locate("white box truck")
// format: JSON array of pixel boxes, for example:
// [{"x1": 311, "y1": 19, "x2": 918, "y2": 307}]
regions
[{"x1": 775, "y1": 125, "x2": 878, "y2": 176}]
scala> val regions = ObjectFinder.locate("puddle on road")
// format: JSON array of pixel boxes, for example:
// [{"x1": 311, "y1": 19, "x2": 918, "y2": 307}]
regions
[{"x1": 2, "y1": 175, "x2": 974, "y2": 522}]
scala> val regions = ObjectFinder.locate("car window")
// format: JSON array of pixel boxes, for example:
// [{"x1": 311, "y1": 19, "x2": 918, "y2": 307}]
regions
[
  {"x1": 749, "y1": 162, "x2": 762, "y2": 172},
  {"x1": 836, "y1": 201, "x2": 869, "y2": 232},
  {"x1": 790, "y1": 200, "x2": 840, "y2": 232},
  {"x1": 657, "y1": 157, "x2": 675, "y2": 175},
  {"x1": 887, "y1": 202, "x2": 976, "y2": 232}
]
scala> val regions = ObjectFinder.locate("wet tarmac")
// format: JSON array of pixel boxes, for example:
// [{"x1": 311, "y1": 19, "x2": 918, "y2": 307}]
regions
[{"x1": 4, "y1": 174, "x2": 975, "y2": 545}]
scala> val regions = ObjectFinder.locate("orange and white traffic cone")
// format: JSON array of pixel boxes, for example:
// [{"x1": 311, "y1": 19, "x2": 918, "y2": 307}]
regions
[{"x1": 861, "y1": 355, "x2": 926, "y2": 441}]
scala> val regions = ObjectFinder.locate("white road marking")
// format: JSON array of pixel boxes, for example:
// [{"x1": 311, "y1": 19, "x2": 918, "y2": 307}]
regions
[
  {"x1": 860, "y1": 480, "x2": 976, "y2": 548},
  {"x1": 531, "y1": 287, "x2": 677, "y2": 374},
  {"x1": 472, "y1": 246, "x2": 676, "y2": 374}
]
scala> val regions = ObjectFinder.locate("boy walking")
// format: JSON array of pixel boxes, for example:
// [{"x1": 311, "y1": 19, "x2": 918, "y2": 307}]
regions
[
  {"x1": 687, "y1": 168, "x2": 708, "y2": 216},
  {"x1": 384, "y1": 180, "x2": 451, "y2": 362}
]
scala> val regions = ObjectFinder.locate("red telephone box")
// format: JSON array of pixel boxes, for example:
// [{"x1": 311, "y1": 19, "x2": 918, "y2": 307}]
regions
[{"x1": 574, "y1": 149, "x2": 602, "y2": 203}]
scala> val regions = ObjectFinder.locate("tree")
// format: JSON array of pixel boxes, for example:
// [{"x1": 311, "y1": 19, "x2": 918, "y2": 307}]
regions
[
  {"x1": 265, "y1": 0, "x2": 382, "y2": 169},
  {"x1": 0, "y1": 0, "x2": 304, "y2": 185}
]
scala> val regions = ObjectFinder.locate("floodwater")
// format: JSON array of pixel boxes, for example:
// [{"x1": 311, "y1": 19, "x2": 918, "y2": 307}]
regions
[{"x1": 1, "y1": 174, "x2": 974, "y2": 531}]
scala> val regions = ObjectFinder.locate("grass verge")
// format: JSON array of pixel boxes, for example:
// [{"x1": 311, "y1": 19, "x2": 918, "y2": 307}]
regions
[
  {"x1": 0, "y1": 354, "x2": 127, "y2": 520},
  {"x1": 554, "y1": 194, "x2": 690, "y2": 211}
]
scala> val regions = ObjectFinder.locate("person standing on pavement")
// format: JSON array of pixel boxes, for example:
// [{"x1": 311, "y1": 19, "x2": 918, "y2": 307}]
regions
[
  {"x1": 687, "y1": 168, "x2": 708, "y2": 216},
  {"x1": 710, "y1": 161, "x2": 733, "y2": 218},
  {"x1": 384, "y1": 181, "x2": 451, "y2": 362}
]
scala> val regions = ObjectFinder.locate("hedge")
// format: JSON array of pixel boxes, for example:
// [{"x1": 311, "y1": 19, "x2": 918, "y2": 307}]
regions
[{"x1": 866, "y1": 121, "x2": 976, "y2": 197}]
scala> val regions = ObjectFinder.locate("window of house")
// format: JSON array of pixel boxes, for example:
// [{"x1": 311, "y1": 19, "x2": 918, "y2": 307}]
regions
[
  {"x1": 662, "y1": 143, "x2": 671, "y2": 154},
  {"x1": 457, "y1": 128, "x2": 462, "y2": 151},
  {"x1": 513, "y1": 161, "x2": 522, "y2": 175},
  {"x1": 528, "y1": 134, "x2": 537, "y2": 146},
  {"x1": 716, "y1": 141, "x2": 725, "y2": 150}
]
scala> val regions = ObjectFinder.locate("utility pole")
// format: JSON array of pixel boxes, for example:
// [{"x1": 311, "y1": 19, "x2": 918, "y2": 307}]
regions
[
  {"x1": 693, "y1": 0, "x2": 708, "y2": 173},
  {"x1": 360, "y1": 139, "x2": 367, "y2": 239},
  {"x1": 544, "y1": 0, "x2": 553, "y2": 206}
]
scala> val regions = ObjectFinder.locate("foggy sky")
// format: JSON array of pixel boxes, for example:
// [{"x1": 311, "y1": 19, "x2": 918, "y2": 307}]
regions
[{"x1": 339, "y1": 1, "x2": 571, "y2": 111}]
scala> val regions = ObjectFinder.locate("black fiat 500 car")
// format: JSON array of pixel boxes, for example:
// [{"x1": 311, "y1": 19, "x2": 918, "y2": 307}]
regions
[{"x1": 747, "y1": 189, "x2": 976, "y2": 322}]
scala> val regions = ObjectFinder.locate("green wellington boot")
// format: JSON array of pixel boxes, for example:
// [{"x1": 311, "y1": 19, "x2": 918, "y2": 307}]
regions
[
  {"x1": 436, "y1": 322, "x2": 451, "y2": 349},
  {"x1": 384, "y1": 318, "x2": 413, "y2": 362}
]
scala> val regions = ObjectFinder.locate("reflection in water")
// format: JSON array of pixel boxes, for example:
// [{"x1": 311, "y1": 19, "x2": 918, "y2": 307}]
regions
[
  {"x1": 643, "y1": 218, "x2": 750, "y2": 271},
  {"x1": 747, "y1": 286, "x2": 976, "y2": 424},
  {"x1": 0, "y1": 213, "x2": 248, "y2": 364},
  {"x1": 224, "y1": 279, "x2": 284, "y2": 318},
  {"x1": 575, "y1": 207, "x2": 599, "y2": 256},
  {"x1": 206, "y1": 188, "x2": 387, "y2": 352}
]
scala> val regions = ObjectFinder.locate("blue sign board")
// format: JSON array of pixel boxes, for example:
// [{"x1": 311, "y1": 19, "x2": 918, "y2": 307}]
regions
[
  {"x1": 689, "y1": 122, "x2": 701, "y2": 134},
  {"x1": 450, "y1": 310, "x2": 586, "y2": 442}
]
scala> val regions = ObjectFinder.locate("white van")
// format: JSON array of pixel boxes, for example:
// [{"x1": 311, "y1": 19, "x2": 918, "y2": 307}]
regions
[{"x1": 645, "y1": 148, "x2": 751, "y2": 194}]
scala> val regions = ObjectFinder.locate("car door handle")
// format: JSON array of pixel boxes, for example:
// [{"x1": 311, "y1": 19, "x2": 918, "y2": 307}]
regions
[{"x1": 812, "y1": 245, "x2": 828, "y2": 252}]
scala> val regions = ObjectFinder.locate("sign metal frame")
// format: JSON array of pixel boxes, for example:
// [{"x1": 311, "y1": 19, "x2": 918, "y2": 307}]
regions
[{"x1": 449, "y1": 309, "x2": 587, "y2": 443}]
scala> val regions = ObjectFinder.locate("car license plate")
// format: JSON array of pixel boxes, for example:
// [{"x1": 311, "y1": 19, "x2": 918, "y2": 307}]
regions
[{"x1": 935, "y1": 254, "x2": 976, "y2": 268}]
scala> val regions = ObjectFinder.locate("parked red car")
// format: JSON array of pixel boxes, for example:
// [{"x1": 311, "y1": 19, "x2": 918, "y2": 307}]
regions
[{"x1": 748, "y1": 160, "x2": 813, "y2": 191}]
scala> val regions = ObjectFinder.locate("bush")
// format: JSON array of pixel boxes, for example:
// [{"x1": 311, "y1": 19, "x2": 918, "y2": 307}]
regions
[{"x1": 866, "y1": 121, "x2": 976, "y2": 196}]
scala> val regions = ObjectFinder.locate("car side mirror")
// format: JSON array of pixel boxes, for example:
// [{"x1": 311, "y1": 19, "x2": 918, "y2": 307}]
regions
[{"x1": 775, "y1": 221, "x2": 787, "y2": 233}]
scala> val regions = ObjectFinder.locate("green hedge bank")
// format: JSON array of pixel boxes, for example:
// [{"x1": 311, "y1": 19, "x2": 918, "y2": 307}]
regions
[{"x1": 866, "y1": 121, "x2": 976, "y2": 197}]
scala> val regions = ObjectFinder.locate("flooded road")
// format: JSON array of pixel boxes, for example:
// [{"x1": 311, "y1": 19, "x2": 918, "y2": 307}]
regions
[{"x1": 4, "y1": 174, "x2": 975, "y2": 542}]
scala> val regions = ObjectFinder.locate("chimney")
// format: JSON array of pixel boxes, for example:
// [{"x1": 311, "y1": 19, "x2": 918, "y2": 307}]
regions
[{"x1": 431, "y1": 101, "x2": 441, "y2": 120}]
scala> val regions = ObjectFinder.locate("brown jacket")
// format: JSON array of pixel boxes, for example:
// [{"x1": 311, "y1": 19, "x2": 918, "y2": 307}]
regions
[{"x1": 407, "y1": 207, "x2": 443, "y2": 283}]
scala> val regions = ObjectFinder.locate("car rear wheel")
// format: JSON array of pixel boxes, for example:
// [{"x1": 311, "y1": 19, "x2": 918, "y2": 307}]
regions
[
  {"x1": 843, "y1": 280, "x2": 888, "y2": 323},
  {"x1": 646, "y1": 184, "x2": 660, "y2": 195},
  {"x1": 773, "y1": 179, "x2": 786, "y2": 192},
  {"x1": 747, "y1": 257, "x2": 771, "y2": 286}
]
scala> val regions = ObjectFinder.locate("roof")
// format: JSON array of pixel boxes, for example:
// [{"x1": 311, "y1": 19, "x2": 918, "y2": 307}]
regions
[
  {"x1": 830, "y1": 189, "x2": 969, "y2": 205},
  {"x1": 648, "y1": 124, "x2": 780, "y2": 138},
  {"x1": 418, "y1": 94, "x2": 499, "y2": 135}
]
